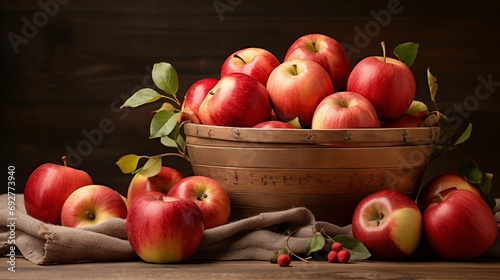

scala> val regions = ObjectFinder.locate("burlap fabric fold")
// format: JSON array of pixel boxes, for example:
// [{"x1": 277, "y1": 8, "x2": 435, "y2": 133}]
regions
[{"x1": 1, "y1": 194, "x2": 499, "y2": 265}]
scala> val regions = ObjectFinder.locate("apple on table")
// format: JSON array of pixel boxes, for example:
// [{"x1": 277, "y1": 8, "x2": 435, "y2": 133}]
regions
[
  {"x1": 126, "y1": 193, "x2": 204, "y2": 263},
  {"x1": 167, "y1": 175, "x2": 231, "y2": 229},
  {"x1": 127, "y1": 166, "x2": 183, "y2": 205},
  {"x1": 61, "y1": 184, "x2": 128, "y2": 228},
  {"x1": 267, "y1": 59, "x2": 334, "y2": 127},
  {"x1": 220, "y1": 47, "x2": 280, "y2": 87},
  {"x1": 23, "y1": 156, "x2": 93, "y2": 225},
  {"x1": 284, "y1": 33, "x2": 351, "y2": 91},
  {"x1": 352, "y1": 190, "x2": 422, "y2": 260}
]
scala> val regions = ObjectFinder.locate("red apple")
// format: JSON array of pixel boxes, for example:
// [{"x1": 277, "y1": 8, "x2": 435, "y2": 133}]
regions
[
  {"x1": 253, "y1": 120, "x2": 295, "y2": 129},
  {"x1": 352, "y1": 190, "x2": 422, "y2": 260},
  {"x1": 220, "y1": 47, "x2": 280, "y2": 86},
  {"x1": 23, "y1": 156, "x2": 93, "y2": 225},
  {"x1": 423, "y1": 189, "x2": 498, "y2": 260},
  {"x1": 347, "y1": 43, "x2": 416, "y2": 119},
  {"x1": 284, "y1": 33, "x2": 351, "y2": 91},
  {"x1": 417, "y1": 173, "x2": 482, "y2": 212},
  {"x1": 61, "y1": 185, "x2": 128, "y2": 228},
  {"x1": 311, "y1": 91, "x2": 379, "y2": 129},
  {"x1": 267, "y1": 59, "x2": 334, "y2": 127},
  {"x1": 179, "y1": 78, "x2": 219, "y2": 123},
  {"x1": 380, "y1": 113, "x2": 424, "y2": 128},
  {"x1": 198, "y1": 72, "x2": 272, "y2": 127},
  {"x1": 167, "y1": 176, "x2": 231, "y2": 229},
  {"x1": 127, "y1": 166, "x2": 183, "y2": 205},
  {"x1": 126, "y1": 193, "x2": 204, "y2": 263}
]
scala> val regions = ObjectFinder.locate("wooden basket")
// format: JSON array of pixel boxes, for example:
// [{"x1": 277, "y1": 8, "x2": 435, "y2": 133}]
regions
[{"x1": 184, "y1": 123, "x2": 440, "y2": 226}]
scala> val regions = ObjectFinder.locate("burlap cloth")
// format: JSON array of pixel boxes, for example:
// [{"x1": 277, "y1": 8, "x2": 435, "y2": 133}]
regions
[{"x1": 1, "y1": 194, "x2": 499, "y2": 265}]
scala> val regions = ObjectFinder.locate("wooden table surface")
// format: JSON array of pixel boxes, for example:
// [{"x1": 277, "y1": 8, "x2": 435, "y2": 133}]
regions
[{"x1": 4, "y1": 257, "x2": 500, "y2": 280}]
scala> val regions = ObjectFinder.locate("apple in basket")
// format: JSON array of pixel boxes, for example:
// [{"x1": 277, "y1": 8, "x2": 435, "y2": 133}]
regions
[
  {"x1": 61, "y1": 185, "x2": 128, "y2": 228},
  {"x1": 267, "y1": 59, "x2": 334, "y2": 127},
  {"x1": 127, "y1": 166, "x2": 183, "y2": 204},
  {"x1": 423, "y1": 188, "x2": 498, "y2": 260},
  {"x1": 311, "y1": 91, "x2": 379, "y2": 129},
  {"x1": 167, "y1": 176, "x2": 231, "y2": 229},
  {"x1": 347, "y1": 42, "x2": 416, "y2": 119},
  {"x1": 126, "y1": 193, "x2": 204, "y2": 263},
  {"x1": 198, "y1": 72, "x2": 272, "y2": 127},
  {"x1": 220, "y1": 47, "x2": 280, "y2": 86},
  {"x1": 253, "y1": 120, "x2": 295, "y2": 129},
  {"x1": 352, "y1": 190, "x2": 422, "y2": 260},
  {"x1": 24, "y1": 156, "x2": 93, "y2": 225},
  {"x1": 284, "y1": 33, "x2": 351, "y2": 91},
  {"x1": 179, "y1": 78, "x2": 219, "y2": 123}
]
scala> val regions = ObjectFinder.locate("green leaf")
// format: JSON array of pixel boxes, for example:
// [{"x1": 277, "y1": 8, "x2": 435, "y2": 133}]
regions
[
  {"x1": 139, "y1": 157, "x2": 162, "y2": 177},
  {"x1": 150, "y1": 111, "x2": 180, "y2": 139},
  {"x1": 393, "y1": 42, "x2": 419, "y2": 67},
  {"x1": 333, "y1": 235, "x2": 371, "y2": 261},
  {"x1": 459, "y1": 164, "x2": 483, "y2": 184},
  {"x1": 115, "y1": 154, "x2": 142, "y2": 174},
  {"x1": 304, "y1": 232, "x2": 325, "y2": 256},
  {"x1": 152, "y1": 62, "x2": 179, "y2": 96},
  {"x1": 160, "y1": 136, "x2": 177, "y2": 148},
  {"x1": 270, "y1": 247, "x2": 289, "y2": 263},
  {"x1": 153, "y1": 102, "x2": 177, "y2": 114},
  {"x1": 454, "y1": 123, "x2": 472, "y2": 145},
  {"x1": 121, "y1": 88, "x2": 163, "y2": 108},
  {"x1": 406, "y1": 100, "x2": 429, "y2": 115},
  {"x1": 427, "y1": 68, "x2": 439, "y2": 110}
]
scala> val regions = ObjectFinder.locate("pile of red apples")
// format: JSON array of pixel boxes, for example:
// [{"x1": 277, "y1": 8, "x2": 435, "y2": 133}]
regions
[
  {"x1": 23, "y1": 157, "x2": 231, "y2": 263},
  {"x1": 180, "y1": 33, "x2": 423, "y2": 130}
]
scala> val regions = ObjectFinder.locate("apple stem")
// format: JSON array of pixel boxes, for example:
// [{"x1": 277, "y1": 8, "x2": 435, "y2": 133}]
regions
[
  {"x1": 85, "y1": 211, "x2": 95, "y2": 220},
  {"x1": 292, "y1": 64, "x2": 298, "y2": 75},
  {"x1": 62, "y1": 156, "x2": 68, "y2": 167},
  {"x1": 233, "y1": 54, "x2": 246, "y2": 64},
  {"x1": 381, "y1": 41, "x2": 387, "y2": 63}
]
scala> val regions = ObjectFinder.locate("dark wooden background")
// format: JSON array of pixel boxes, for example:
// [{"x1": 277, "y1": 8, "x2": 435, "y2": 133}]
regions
[{"x1": 1, "y1": 0, "x2": 499, "y2": 198}]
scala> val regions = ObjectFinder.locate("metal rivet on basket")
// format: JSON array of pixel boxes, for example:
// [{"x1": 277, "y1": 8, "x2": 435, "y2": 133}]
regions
[
  {"x1": 345, "y1": 131, "x2": 352, "y2": 141},
  {"x1": 402, "y1": 129, "x2": 408, "y2": 142}
]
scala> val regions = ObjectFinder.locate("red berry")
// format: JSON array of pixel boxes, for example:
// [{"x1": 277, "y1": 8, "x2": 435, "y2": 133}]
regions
[
  {"x1": 331, "y1": 242, "x2": 343, "y2": 252},
  {"x1": 277, "y1": 254, "x2": 291, "y2": 267},
  {"x1": 327, "y1": 250, "x2": 338, "y2": 263},
  {"x1": 337, "y1": 249, "x2": 351, "y2": 263}
]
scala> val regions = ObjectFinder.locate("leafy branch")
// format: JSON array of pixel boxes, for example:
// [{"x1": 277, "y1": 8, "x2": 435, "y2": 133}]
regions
[{"x1": 115, "y1": 62, "x2": 190, "y2": 177}]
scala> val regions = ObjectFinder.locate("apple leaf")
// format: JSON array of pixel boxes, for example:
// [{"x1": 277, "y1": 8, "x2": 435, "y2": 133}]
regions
[
  {"x1": 139, "y1": 156, "x2": 162, "y2": 177},
  {"x1": 427, "y1": 68, "x2": 439, "y2": 111},
  {"x1": 150, "y1": 111, "x2": 180, "y2": 139},
  {"x1": 454, "y1": 123, "x2": 472, "y2": 146},
  {"x1": 152, "y1": 62, "x2": 179, "y2": 96},
  {"x1": 121, "y1": 88, "x2": 164, "y2": 108},
  {"x1": 270, "y1": 246, "x2": 289, "y2": 263},
  {"x1": 153, "y1": 102, "x2": 177, "y2": 114},
  {"x1": 459, "y1": 164, "x2": 496, "y2": 209},
  {"x1": 304, "y1": 232, "x2": 325, "y2": 256},
  {"x1": 115, "y1": 154, "x2": 142, "y2": 174},
  {"x1": 406, "y1": 100, "x2": 430, "y2": 115},
  {"x1": 332, "y1": 235, "x2": 371, "y2": 261},
  {"x1": 393, "y1": 42, "x2": 419, "y2": 67}
]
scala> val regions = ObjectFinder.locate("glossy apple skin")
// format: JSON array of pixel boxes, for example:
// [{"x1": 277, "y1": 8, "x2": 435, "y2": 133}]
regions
[
  {"x1": 352, "y1": 190, "x2": 422, "y2": 260},
  {"x1": 198, "y1": 72, "x2": 272, "y2": 127},
  {"x1": 220, "y1": 47, "x2": 280, "y2": 87},
  {"x1": 416, "y1": 173, "x2": 482, "y2": 212},
  {"x1": 380, "y1": 113, "x2": 423, "y2": 128},
  {"x1": 179, "y1": 78, "x2": 219, "y2": 123},
  {"x1": 284, "y1": 33, "x2": 351, "y2": 91},
  {"x1": 267, "y1": 59, "x2": 334, "y2": 127},
  {"x1": 347, "y1": 56, "x2": 416, "y2": 119},
  {"x1": 24, "y1": 161, "x2": 93, "y2": 225},
  {"x1": 423, "y1": 189, "x2": 498, "y2": 260},
  {"x1": 61, "y1": 185, "x2": 128, "y2": 228},
  {"x1": 167, "y1": 176, "x2": 231, "y2": 229},
  {"x1": 311, "y1": 91, "x2": 379, "y2": 129},
  {"x1": 126, "y1": 194, "x2": 204, "y2": 263},
  {"x1": 253, "y1": 120, "x2": 295, "y2": 129},
  {"x1": 127, "y1": 166, "x2": 183, "y2": 205}
]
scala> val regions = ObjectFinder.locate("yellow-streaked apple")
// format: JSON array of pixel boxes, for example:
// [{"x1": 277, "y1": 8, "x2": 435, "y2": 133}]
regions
[
  {"x1": 127, "y1": 166, "x2": 183, "y2": 205},
  {"x1": 311, "y1": 91, "x2": 379, "y2": 129},
  {"x1": 126, "y1": 194, "x2": 204, "y2": 263},
  {"x1": 167, "y1": 176, "x2": 231, "y2": 229},
  {"x1": 61, "y1": 185, "x2": 128, "y2": 228},
  {"x1": 352, "y1": 190, "x2": 422, "y2": 260}
]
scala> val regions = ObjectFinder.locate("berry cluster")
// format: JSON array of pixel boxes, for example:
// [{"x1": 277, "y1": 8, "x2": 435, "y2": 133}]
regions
[{"x1": 327, "y1": 242, "x2": 351, "y2": 263}]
